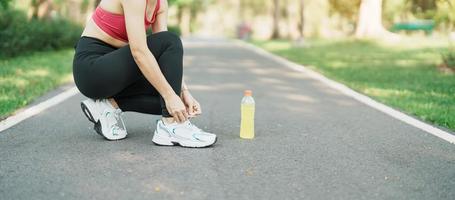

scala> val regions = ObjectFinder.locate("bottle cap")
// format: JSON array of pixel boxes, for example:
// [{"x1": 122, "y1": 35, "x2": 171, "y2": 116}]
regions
[{"x1": 244, "y1": 90, "x2": 252, "y2": 96}]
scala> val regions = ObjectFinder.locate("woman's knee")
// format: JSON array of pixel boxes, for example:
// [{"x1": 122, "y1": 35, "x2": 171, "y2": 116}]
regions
[{"x1": 148, "y1": 31, "x2": 182, "y2": 50}]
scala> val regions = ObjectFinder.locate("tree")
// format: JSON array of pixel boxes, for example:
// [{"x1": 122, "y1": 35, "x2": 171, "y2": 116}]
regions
[
  {"x1": 30, "y1": 0, "x2": 54, "y2": 19},
  {"x1": 329, "y1": 0, "x2": 361, "y2": 22},
  {"x1": 355, "y1": 0, "x2": 397, "y2": 38},
  {"x1": 298, "y1": 0, "x2": 305, "y2": 39},
  {"x1": 168, "y1": 0, "x2": 211, "y2": 36},
  {"x1": 271, "y1": 0, "x2": 280, "y2": 39},
  {"x1": 238, "y1": 0, "x2": 268, "y2": 20}
]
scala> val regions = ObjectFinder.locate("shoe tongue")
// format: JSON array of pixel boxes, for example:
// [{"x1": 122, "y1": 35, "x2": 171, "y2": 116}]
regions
[{"x1": 163, "y1": 118, "x2": 188, "y2": 124}]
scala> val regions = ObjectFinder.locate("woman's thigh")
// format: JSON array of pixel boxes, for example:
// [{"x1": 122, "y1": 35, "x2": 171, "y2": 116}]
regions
[
  {"x1": 77, "y1": 31, "x2": 181, "y2": 99},
  {"x1": 114, "y1": 75, "x2": 160, "y2": 98}
]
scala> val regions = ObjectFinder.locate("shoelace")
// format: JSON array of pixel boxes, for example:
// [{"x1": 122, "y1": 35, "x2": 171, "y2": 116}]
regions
[
  {"x1": 161, "y1": 119, "x2": 203, "y2": 133},
  {"x1": 186, "y1": 120, "x2": 202, "y2": 132},
  {"x1": 186, "y1": 121, "x2": 215, "y2": 137}
]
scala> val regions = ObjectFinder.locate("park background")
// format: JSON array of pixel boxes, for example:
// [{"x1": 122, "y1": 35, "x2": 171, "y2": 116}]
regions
[{"x1": 0, "y1": 0, "x2": 454, "y2": 132}]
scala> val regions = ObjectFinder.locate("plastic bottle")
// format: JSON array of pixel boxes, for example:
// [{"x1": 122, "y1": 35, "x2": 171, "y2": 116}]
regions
[{"x1": 240, "y1": 90, "x2": 255, "y2": 139}]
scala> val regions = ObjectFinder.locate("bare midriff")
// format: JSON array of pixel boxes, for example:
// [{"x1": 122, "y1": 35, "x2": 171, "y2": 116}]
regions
[
  {"x1": 81, "y1": 17, "x2": 128, "y2": 48},
  {"x1": 81, "y1": 0, "x2": 158, "y2": 48}
]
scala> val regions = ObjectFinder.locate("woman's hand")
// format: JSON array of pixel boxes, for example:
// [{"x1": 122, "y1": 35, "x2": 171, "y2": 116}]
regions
[
  {"x1": 180, "y1": 90, "x2": 202, "y2": 117},
  {"x1": 164, "y1": 94, "x2": 188, "y2": 123}
]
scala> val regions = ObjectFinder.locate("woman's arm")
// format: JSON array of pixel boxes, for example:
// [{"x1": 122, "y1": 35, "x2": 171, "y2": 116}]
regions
[
  {"x1": 121, "y1": 0, "x2": 188, "y2": 122},
  {"x1": 121, "y1": 0, "x2": 172, "y2": 99},
  {"x1": 152, "y1": 0, "x2": 189, "y2": 95},
  {"x1": 152, "y1": 0, "x2": 168, "y2": 33}
]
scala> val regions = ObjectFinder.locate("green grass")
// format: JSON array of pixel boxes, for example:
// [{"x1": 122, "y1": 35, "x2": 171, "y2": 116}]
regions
[
  {"x1": 0, "y1": 49, "x2": 74, "y2": 119},
  {"x1": 253, "y1": 38, "x2": 455, "y2": 131}
]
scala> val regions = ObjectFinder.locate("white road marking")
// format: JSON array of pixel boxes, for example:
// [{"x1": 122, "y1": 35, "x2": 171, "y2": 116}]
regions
[
  {"x1": 236, "y1": 40, "x2": 455, "y2": 144},
  {"x1": 0, "y1": 86, "x2": 79, "y2": 132}
]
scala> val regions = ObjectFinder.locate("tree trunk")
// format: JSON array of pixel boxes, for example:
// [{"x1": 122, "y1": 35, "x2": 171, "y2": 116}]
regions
[
  {"x1": 298, "y1": 0, "x2": 305, "y2": 39},
  {"x1": 355, "y1": 0, "x2": 393, "y2": 38},
  {"x1": 271, "y1": 0, "x2": 280, "y2": 39},
  {"x1": 30, "y1": 0, "x2": 46, "y2": 19},
  {"x1": 31, "y1": 0, "x2": 53, "y2": 20}
]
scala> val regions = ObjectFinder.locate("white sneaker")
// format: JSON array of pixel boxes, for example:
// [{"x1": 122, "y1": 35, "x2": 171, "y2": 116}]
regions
[
  {"x1": 152, "y1": 119, "x2": 217, "y2": 148},
  {"x1": 80, "y1": 98, "x2": 127, "y2": 140}
]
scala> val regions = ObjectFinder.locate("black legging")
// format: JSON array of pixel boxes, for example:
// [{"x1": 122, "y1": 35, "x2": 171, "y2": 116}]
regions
[{"x1": 72, "y1": 31, "x2": 183, "y2": 117}]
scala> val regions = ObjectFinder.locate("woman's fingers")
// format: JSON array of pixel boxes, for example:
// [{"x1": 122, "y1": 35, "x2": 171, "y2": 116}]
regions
[
  {"x1": 182, "y1": 109, "x2": 188, "y2": 121},
  {"x1": 188, "y1": 103, "x2": 195, "y2": 115},
  {"x1": 176, "y1": 112, "x2": 182, "y2": 123},
  {"x1": 173, "y1": 109, "x2": 188, "y2": 123},
  {"x1": 193, "y1": 106, "x2": 200, "y2": 115},
  {"x1": 165, "y1": 94, "x2": 192, "y2": 123},
  {"x1": 194, "y1": 103, "x2": 202, "y2": 115},
  {"x1": 172, "y1": 111, "x2": 180, "y2": 123},
  {"x1": 173, "y1": 111, "x2": 181, "y2": 123}
]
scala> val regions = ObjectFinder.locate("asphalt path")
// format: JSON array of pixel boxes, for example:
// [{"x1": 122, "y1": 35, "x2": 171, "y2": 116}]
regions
[{"x1": 1, "y1": 37, "x2": 454, "y2": 200}]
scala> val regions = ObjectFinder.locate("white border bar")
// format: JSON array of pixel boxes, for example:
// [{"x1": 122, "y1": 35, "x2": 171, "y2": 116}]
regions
[
  {"x1": 0, "y1": 86, "x2": 79, "y2": 132},
  {"x1": 236, "y1": 40, "x2": 455, "y2": 144}
]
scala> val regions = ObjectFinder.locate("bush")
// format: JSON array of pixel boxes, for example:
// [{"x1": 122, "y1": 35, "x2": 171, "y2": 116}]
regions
[
  {"x1": 441, "y1": 46, "x2": 455, "y2": 70},
  {"x1": 0, "y1": 0, "x2": 11, "y2": 9},
  {"x1": 0, "y1": 8, "x2": 82, "y2": 58}
]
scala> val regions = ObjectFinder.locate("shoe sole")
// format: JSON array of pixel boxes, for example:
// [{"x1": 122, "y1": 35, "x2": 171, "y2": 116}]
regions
[
  {"x1": 152, "y1": 131, "x2": 217, "y2": 148},
  {"x1": 81, "y1": 101, "x2": 126, "y2": 141},
  {"x1": 81, "y1": 101, "x2": 96, "y2": 123},
  {"x1": 81, "y1": 102, "x2": 102, "y2": 136}
]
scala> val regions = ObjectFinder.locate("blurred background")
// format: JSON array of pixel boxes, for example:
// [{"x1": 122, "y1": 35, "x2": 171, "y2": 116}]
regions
[
  {"x1": 1, "y1": 0, "x2": 454, "y2": 131},
  {"x1": 2, "y1": 0, "x2": 455, "y2": 39}
]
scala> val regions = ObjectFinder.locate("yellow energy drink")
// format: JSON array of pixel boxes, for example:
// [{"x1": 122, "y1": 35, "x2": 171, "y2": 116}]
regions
[{"x1": 240, "y1": 90, "x2": 255, "y2": 139}]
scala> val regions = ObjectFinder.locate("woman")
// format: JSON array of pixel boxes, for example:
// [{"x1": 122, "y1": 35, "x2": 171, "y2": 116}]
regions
[{"x1": 72, "y1": 0, "x2": 216, "y2": 148}]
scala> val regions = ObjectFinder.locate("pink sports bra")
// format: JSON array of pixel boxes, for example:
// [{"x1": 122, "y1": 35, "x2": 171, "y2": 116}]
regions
[{"x1": 92, "y1": 0, "x2": 160, "y2": 42}]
